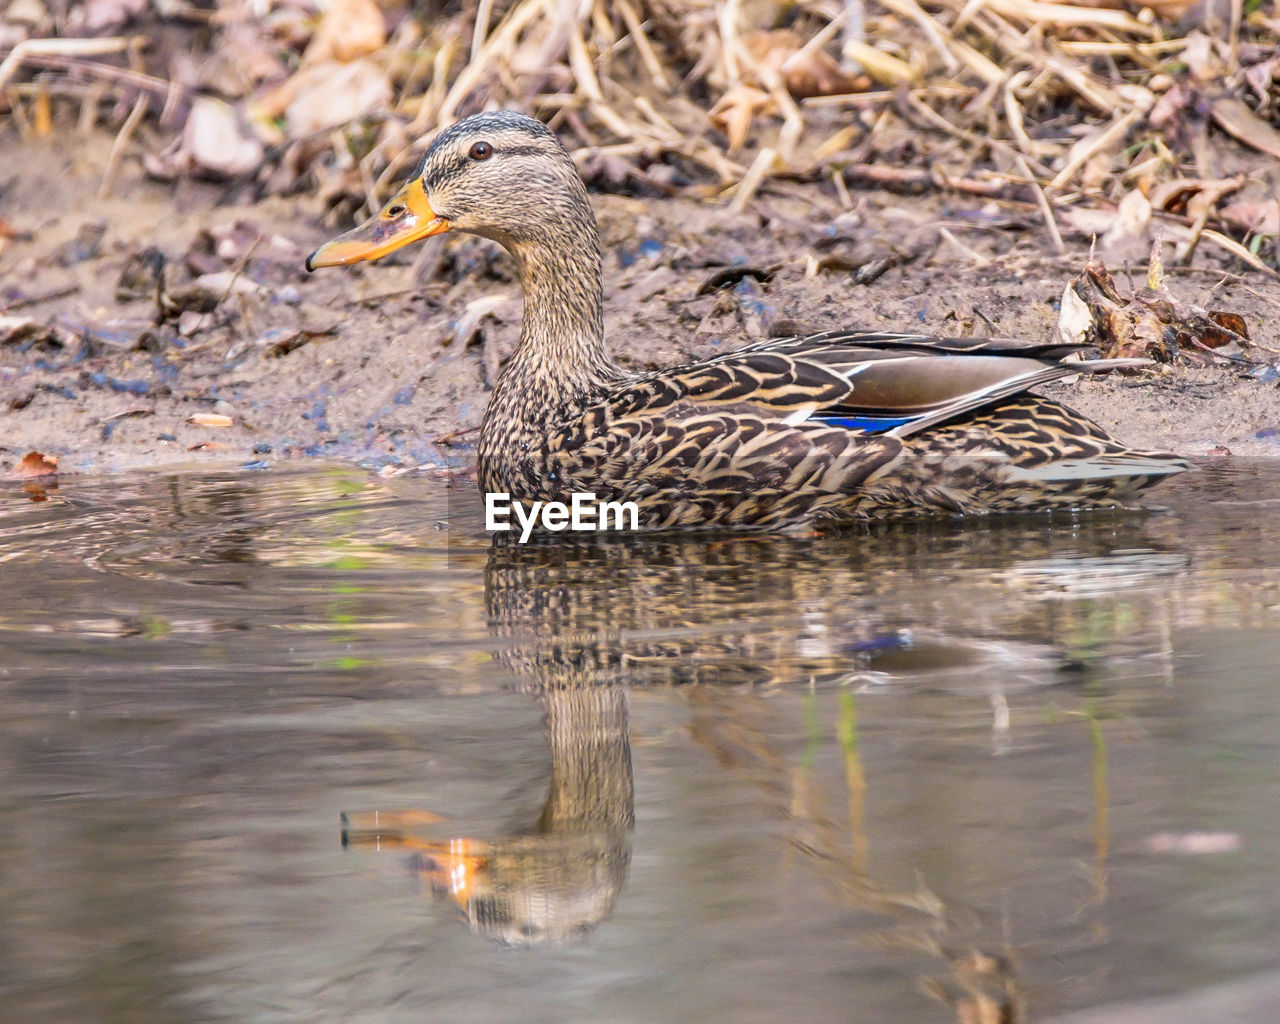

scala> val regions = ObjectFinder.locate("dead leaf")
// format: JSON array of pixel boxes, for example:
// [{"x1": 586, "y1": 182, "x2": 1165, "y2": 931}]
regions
[
  {"x1": 1100, "y1": 188, "x2": 1151, "y2": 256},
  {"x1": 708, "y1": 83, "x2": 772, "y2": 155},
  {"x1": 10, "y1": 451, "x2": 59, "y2": 478},
  {"x1": 71, "y1": 0, "x2": 145, "y2": 33},
  {"x1": 281, "y1": 59, "x2": 392, "y2": 138},
  {"x1": 1148, "y1": 82, "x2": 1194, "y2": 132},
  {"x1": 257, "y1": 323, "x2": 339, "y2": 357},
  {"x1": 1148, "y1": 176, "x2": 1245, "y2": 217},
  {"x1": 160, "y1": 281, "x2": 222, "y2": 318},
  {"x1": 302, "y1": 0, "x2": 386, "y2": 66},
  {"x1": 106, "y1": 407, "x2": 154, "y2": 421},
  {"x1": 198, "y1": 20, "x2": 288, "y2": 97},
  {"x1": 1220, "y1": 200, "x2": 1280, "y2": 236},
  {"x1": 184, "y1": 96, "x2": 265, "y2": 179},
  {"x1": 697, "y1": 265, "x2": 778, "y2": 295},
  {"x1": 1206, "y1": 311, "x2": 1249, "y2": 342},
  {"x1": 56, "y1": 222, "x2": 106, "y2": 266},
  {"x1": 0, "y1": 216, "x2": 20, "y2": 258},
  {"x1": 742, "y1": 29, "x2": 871, "y2": 99},
  {"x1": 1055, "y1": 279, "x2": 1094, "y2": 346},
  {"x1": 1210, "y1": 96, "x2": 1280, "y2": 160},
  {"x1": 116, "y1": 246, "x2": 167, "y2": 302},
  {"x1": 187, "y1": 413, "x2": 233, "y2": 428},
  {"x1": 1243, "y1": 56, "x2": 1280, "y2": 107},
  {"x1": 1180, "y1": 31, "x2": 1222, "y2": 83},
  {"x1": 1056, "y1": 206, "x2": 1117, "y2": 238},
  {"x1": 1069, "y1": 241, "x2": 1254, "y2": 364},
  {"x1": 0, "y1": 314, "x2": 74, "y2": 348},
  {"x1": 5, "y1": 0, "x2": 48, "y2": 29}
]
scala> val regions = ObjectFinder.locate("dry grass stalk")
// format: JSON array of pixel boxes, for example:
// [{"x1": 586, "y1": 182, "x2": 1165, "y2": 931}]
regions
[
  {"x1": 98, "y1": 92, "x2": 148, "y2": 199},
  {"x1": 942, "y1": 35, "x2": 1005, "y2": 86},
  {"x1": 906, "y1": 92, "x2": 1052, "y2": 178},
  {"x1": 939, "y1": 227, "x2": 993, "y2": 265},
  {"x1": 615, "y1": 0, "x2": 669, "y2": 91},
  {"x1": 471, "y1": 0, "x2": 498, "y2": 64},
  {"x1": 728, "y1": 146, "x2": 778, "y2": 213},
  {"x1": 982, "y1": 0, "x2": 1156, "y2": 36},
  {"x1": 1015, "y1": 156, "x2": 1065, "y2": 254},
  {"x1": 437, "y1": 0, "x2": 552, "y2": 125},
  {"x1": 1058, "y1": 39, "x2": 1192, "y2": 57},
  {"x1": 5, "y1": 0, "x2": 1278, "y2": 279},
  {"x1": 874, "y1": 0, "x2": 960, "y2": 73},
  {"x1": 0, "y1": 36, "x2": 132, "y2": 90},
  {"x1": 1048, "y1": 110, "x2": 1144, "y2": 191},
  {"x1": 1003, "y1": 74, "x2": 1056, "y2": 160},
  {"x1": 838, "y1": 40, "x2": 918, "y2": 85},
  {"x1": 1200, "y1": 230, "x2": 1280, "y2": 280}
]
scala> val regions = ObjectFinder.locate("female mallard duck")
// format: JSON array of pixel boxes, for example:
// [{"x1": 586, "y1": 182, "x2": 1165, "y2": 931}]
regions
[{"x1": 307, "y1": 111, "x2": 1186, "y2": 528}]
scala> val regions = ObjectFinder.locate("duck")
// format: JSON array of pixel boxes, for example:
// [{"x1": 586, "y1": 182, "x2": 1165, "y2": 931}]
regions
[{"x1": 306, "y1": 111, "x2": 1187, "y2": 528}]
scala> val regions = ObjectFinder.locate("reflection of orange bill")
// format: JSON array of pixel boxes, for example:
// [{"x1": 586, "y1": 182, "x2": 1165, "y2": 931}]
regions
[
  {"x1": 417, "y1": 838, "x2": 487, "y2": 908},
  {"x1": 340, "y1": 809, "x2": 448, "y2": 832},
  {"x1": 306, "y1": 179, "x2": 449, "y2": 270},
  {"x1": 339, "y1": 811, "x2": 485, "y2": 908}
]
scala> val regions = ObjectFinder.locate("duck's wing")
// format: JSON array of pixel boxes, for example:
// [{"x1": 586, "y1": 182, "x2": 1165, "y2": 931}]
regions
[
  {"x1": 604, "y1": 348, "x2": 853, "y2": 425},
  {"x1": 551, "y1": 352, "x2": 903, "y2": 526},
  {"x1": 732, "y1": 329, "x2": 1091, "y2": 361},
  {"x1": 697, "y1": 330, "x2": 1147, "y2": 437}
]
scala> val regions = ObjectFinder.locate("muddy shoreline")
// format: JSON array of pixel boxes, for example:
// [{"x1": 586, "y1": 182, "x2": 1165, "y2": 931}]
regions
[{"x1": 4, "y1": 130, "x2": 1280, "y2": 478}]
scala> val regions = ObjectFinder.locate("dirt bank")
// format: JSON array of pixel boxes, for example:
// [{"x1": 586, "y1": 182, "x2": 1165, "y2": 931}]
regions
[{"x1": 4, "y1": 129, "x2": 1280, "y2": 478}]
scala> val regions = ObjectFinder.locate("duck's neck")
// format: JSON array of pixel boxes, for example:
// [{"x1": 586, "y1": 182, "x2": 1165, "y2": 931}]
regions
[{"x1": 488, "y1": 215, "x2": 623, "y2": 422}]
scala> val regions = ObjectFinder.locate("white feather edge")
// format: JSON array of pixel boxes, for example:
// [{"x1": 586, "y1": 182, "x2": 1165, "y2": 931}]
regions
[{"x1": 1004, "y1": 456, "x2": 1188, "y2": 482}]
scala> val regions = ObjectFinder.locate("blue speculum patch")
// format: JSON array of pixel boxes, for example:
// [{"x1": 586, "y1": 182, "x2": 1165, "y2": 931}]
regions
[{"x1": 813, "y1": 414, "x2": 916, "y2": 433}]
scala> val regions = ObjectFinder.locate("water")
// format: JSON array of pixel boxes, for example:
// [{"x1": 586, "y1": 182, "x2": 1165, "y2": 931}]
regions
[{"x1": 1, "y1": 463, "x2": 1278, "y2": 1023}]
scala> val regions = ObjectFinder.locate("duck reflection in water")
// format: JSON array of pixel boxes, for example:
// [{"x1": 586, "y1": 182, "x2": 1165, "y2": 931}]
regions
[
  {"x1": 343, "y1": 513, "x2": 1188, "y2": 954},
  {"x1": 344, "y1": 679, "x2": 632, "y2": 947}
]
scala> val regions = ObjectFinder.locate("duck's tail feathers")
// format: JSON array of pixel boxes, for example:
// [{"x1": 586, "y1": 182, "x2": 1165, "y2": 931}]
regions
[{"x1": 1004, "y1": 451, "x2": 1191, "y2": 485}]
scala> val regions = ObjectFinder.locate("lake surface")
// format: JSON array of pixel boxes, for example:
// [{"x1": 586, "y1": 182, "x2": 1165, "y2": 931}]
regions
[{"x1": 2, "y1": 462, "x2": 1278, "y2": 1023}]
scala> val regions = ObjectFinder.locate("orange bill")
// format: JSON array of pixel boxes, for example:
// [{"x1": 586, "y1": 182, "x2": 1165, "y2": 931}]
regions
[
  {"x1": 305, "y1": 178, "x2": 449, "y2": 271},
  {"x1": 416, "y1": 837, "x2": 487, "y2": 910}
]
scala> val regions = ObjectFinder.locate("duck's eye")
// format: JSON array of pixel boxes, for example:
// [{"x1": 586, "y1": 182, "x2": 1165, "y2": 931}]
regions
[
  {"x1": 468, "y1": 141, "x2": 493, "y2": 161},
  {"x1": 386, "y1": 204, "x2": 406, "y2": 217}
]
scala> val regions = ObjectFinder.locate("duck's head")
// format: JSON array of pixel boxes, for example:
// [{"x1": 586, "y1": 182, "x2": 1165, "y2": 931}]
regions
[{"x1": 305, "y1": 111, "x2": 588, "y2": 271}]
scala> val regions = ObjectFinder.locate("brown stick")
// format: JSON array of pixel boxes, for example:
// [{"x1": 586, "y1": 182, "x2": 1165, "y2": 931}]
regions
[
  {"x1": 841, "y1": 163, "x2": 1033, "y2": 201},
  {"x1": 2, "y1": 47, "x2": 174, "y2": 102}
]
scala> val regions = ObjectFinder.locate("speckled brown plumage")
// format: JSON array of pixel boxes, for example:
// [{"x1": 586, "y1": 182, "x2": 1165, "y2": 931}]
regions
[{"x1": 310, "y1": 112, "x2": 1188, "y2": 527}]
